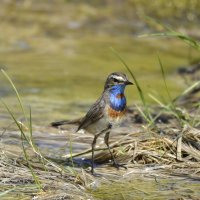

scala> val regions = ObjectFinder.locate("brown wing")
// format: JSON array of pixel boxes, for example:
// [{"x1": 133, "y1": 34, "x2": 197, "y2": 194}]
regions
[{"x1": 77, "y1": 96, "x2": 106, "y2": 132}]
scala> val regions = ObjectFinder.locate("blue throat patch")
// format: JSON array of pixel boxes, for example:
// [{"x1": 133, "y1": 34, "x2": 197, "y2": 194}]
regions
[{"x1": 109, "y1": 84, "x2": 126, "y2": 111}]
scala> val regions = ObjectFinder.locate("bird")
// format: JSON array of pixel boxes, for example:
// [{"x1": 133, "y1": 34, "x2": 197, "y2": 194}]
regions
[{"x1": 51, "y1": 72, "x2": 133, "y2": 174}]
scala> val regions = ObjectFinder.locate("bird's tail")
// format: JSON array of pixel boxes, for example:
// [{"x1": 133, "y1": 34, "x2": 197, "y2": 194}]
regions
[
  {"x1": 51, "y1": 118, "x2": 81, "y2": 128},
  {"x1": 51, "y1": 120, "x2": 69, "y2": 127}
]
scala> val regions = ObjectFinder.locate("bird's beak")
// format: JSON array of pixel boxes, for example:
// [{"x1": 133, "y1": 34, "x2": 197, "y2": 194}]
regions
[{"x1": 125, "y1": 80, "x2": 133, "y2": 85}]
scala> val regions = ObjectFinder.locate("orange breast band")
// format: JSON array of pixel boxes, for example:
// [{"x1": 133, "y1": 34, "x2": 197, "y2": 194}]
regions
[{"x1": 108, "y1": 106, "x2": 126, "y2": 118}]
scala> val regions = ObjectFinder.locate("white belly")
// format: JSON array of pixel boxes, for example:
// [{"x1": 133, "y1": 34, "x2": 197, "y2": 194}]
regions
[
  {"x1": 85, "y1": 117, "x2": 109, "y2": 134},
  {"x1": 85, "y1": 111, "x2": 126, "y2": 135}
]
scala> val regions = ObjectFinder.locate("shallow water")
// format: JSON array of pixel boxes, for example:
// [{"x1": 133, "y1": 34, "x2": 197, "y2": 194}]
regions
[
  {"x1": 91, "y1": 177, "x2": 200, "y2": 200},
  {"x1": 0, "y1": 36, "x2": 197, "y2": 127}
]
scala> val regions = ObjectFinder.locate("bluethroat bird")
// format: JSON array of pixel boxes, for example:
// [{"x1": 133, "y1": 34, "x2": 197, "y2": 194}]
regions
[{"x1": 51, "y1": 72, "x2": 133, "y2": 174}]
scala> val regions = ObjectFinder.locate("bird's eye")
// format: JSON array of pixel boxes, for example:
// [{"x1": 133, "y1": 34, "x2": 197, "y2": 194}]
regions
[{"x1": 113, "y1": 78, "x2": 119, "y2": 83}]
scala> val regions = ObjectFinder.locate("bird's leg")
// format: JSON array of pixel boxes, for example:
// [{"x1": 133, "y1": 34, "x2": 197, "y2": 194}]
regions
[
  {"x1": 104, "y1": 131, "x2": 127, "y2": 169},
  {"x1": 91, "y1": 126, "x2": 111, "y2": 174},
  {"x1": 104, "y1": 131, "x2": 118, "y2": 166},
  {"x1": 91, "y1": 134, "x2": 98, "y2": 175}
]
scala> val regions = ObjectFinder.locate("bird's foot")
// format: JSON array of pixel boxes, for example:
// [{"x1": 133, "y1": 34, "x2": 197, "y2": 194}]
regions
[
  {"x1": 112, "y1": 162, "x2": 127, "y2": 169},
  {"x1": 91, "y1": 172, "x2": 102, "y2": 177},
  {"x1": 90, "y1": 168, "x2": 102, "y2": 177}
]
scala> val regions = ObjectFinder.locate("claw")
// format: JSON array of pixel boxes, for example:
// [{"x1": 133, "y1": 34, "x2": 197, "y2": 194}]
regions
[{"x1": 112, "y1": 162, "x2": 127, "y2": 169}]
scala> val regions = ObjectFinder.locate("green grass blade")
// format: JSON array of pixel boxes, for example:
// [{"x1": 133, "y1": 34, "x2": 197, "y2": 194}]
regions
[
  {"x1": 1, "y1": 99, "x2": 42, "y2": 190},
  {"x1": 1, "y1": 99, "x2": 29, "y2": 141},
  {"x1": 28, "y1": 107, "x2": 49, "y2": 172},
  {"x1": 29, "y1": 106, "x2": 33, "y2": 139},
  {"x1": 1, "y1": 69, "x2": 27, "y2": 122},
  {"x1": 191, "y1": 104, "x2": 200, "y2": 127},
  {"x1": 21, "y1": 133, "x2": 43, "y2": 190},
  {"x1": 139, "y1": 17, "x2": 200, "y2": 51},
  {"x1": 148, "y1": 94, "x2": 166, "y2": 108},
  {"x1": 110, "y1": 47, "x2": 152, "y2": 123},
  {"x1": 173, "y1": 80, "x2": 200, "y2": 102},
  {"x1": 110, "y1": 47, "x2": 146, "y2": 105},
  {"x1": 68, "y1": 133, "x2": 78, "y2": 176},
  {"x1": 135, "y1": 104, "x2": 150, "y2": 123},
  {"x1": 0, "y1": 187, "x2": 16, "y2": 197},
  {"x1": 157, "y1": 54, "x2": 173, "y2": 103},
  {"x1": 156, "y1": 54, "x2": 185, "y2": 122},
  {"x1": 1, "y1": 74, "x2": 72, "y2": 175}
]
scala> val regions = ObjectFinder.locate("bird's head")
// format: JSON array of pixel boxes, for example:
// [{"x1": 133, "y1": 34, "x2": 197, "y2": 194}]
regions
[{"x1": 104, "y1": 72, "x2": 133, "y2": 90}]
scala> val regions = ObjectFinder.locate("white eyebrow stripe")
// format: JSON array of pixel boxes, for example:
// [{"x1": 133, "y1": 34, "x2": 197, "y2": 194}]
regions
[{"x1": 111, "y1": 75, "x2": 126, "y2": 81}]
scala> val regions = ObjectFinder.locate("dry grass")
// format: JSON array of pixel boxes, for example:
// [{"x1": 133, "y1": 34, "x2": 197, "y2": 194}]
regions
[
  {"x1": 78, "y1": 126, "x2": 200, "y2": 167},
  {"x1": 0, "y1": 148, "x2": 93, "y2": 199}
]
